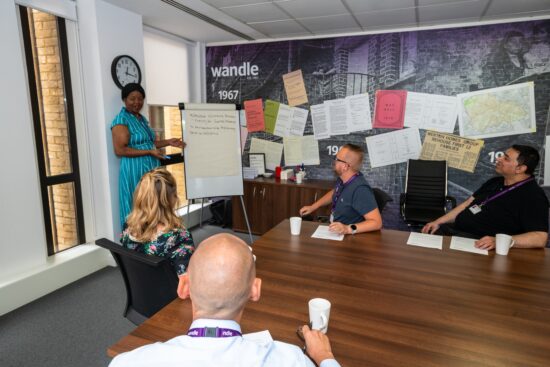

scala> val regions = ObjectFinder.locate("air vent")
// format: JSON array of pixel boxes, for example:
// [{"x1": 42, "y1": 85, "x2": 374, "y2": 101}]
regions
[{"x1": 161, "y1": 0, "x2": 254, "y2": 41}]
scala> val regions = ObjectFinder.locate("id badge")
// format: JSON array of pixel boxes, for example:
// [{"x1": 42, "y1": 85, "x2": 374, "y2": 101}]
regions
[
  {"x1": 469, "y1": 205, "x2": 482, "y2": 215},
  {"x1": 329, "y1": 213, "x2": 334, "y2": 223}
]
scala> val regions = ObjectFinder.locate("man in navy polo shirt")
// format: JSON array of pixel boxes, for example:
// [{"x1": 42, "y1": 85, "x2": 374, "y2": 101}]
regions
[
  {"x1": 300, "y1": 144, "x2": 382, "y2": 235},
  {"x1": 422, "y1": 145, "x2": 549, "y2": 250}
]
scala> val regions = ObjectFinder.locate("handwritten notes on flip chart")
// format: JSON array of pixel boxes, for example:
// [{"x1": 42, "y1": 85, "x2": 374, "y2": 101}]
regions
[
  {"x1": 283, "y1": 136, "x2": 320, "y2": 166},
  {"x1": 244, "y1": 99, "x2": 265, "y2": 132},
  {"x1": 283, "y1": 70, "x2": 308, "y2": 106},
  {"x1": 186, "y1": 110, "x2": 240, "y2": 177},
  {"x1": 365, "y1": 128, "x2": 421, "y2": 168}
]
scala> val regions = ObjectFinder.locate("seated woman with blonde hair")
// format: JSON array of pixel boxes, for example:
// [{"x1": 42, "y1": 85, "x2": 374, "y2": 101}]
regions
[{"x1": 121, "y1": 168, "x2": 195, "y2": 277}]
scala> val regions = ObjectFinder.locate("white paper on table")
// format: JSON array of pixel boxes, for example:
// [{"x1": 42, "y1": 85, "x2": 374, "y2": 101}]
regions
[
  {"x1": 346, "y1": 93, "x2": 372, "y2": 132},
  {"x1": 243, "y1": 330, "x2": 273, "y2": 347},
  {"x1": 289, "y1": 107, "x2": 308, "y2": 136},
  {"x1": 450, "y1": 236, "x2": 488, "y2": 255},
  {"x1": 545, "y1": 136, "x2": 550, "y2": 185},
  {"x1": 284, "y1": 135, "x2": 320, "y2": 166},
  {"x1": 404, "y1": 92, "x2": 457, "y2": 133},
  {"x1": 249, "y1": 138, "x2": 283, "y2": 171},
  {"x1": 365, "y1": 128, "x2": 422, "y2": 168},
  {"x1": 407, "y1": 232, "x2": 443, "y2": 250},
  {"x1": 310, "y1": 104, "x2": 330, "y2": 140},
  {"x1": 325, "y1": 98, "x2": 349, "y2": 136},
  {"x1": 273, "y1": 103, "x2": 292, "y2": 137},
  {"x1": 240, "y1": 126, "x2": 248, "y2": 153},
  {"x1": 311, "y1": 225, "x2": 344, "y2": 241}
]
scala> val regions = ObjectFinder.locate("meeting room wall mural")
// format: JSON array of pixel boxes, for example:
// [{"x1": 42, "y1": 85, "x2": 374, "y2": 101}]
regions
[{"x1": 205, "y1": 19, "x2": 550, "y2": 230}]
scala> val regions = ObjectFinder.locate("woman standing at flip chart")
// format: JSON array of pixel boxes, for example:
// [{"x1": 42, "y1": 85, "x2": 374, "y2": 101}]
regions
[{"x1": 111, "y1": 83, "x2": 184, "y2": 227}]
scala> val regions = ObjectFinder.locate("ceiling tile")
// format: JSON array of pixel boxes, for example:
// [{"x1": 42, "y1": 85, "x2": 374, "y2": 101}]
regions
[
  {"x1": 418, "y1": 0, "x2": 480, "y2": 5},
  {"x1": 248, "y1": 19, "x2": 308, "y2": 36},
  {"x1": 203, "y1": 0, "x2": 268, "y2": 7},
  {"x1": 485, "y1": 0, "x2": 550, "y2": 16},
  {"x1": 418, "y1": 0, "x2": 488, "y2": 22},
  {"x1": 355, "y1": 7, "x2": 416, "y2": 28},
  {"x1": 345, "y1": 0, "x2": 414, "y2": 13},
  {"x1": 221, "y1": 2, "x2": 290, "y2": 23},
  {"x1": 275, "y1": 0, "x2": 349, "y2": 18},
  {"x1": 299, "y1": 14, "x2": 360, "y2": 32}
]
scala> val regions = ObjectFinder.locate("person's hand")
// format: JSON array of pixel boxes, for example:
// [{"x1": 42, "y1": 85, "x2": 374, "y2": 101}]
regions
[
  {"x1": 328, "y1": 222, "x2": 349, "y2": 235},
  {"x1": 422, "y1": 221, "x2": 440, "y2": 234},
  {"x1": 301, "y1": 325, "x2": 335, "y2": 365},
  {"x1": 167, "y1": 138, "x2": 184, "y2": 148},
  {"x1": 299, "y1": 205, "x2": 314, "y2": 216},
  {"x1": 475, "y1": 236, "x2": 496, "y2": 250},
  {"x1": 149, "y1": 149, "x2": 165, "y2": 160}
]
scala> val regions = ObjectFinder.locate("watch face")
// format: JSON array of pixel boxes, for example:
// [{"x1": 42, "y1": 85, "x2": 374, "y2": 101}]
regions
[
  {"x1": 112, "y1": 55, "x2": 141, "y2": 89},
  {"x1": 351, "y1": 224, "x2": 357, "y2": 231}
]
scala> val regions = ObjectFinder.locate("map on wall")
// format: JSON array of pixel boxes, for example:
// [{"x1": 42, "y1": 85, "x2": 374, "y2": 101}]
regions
[{"x1": 457, "y1": 82, "x2": 536, "y2": 139}]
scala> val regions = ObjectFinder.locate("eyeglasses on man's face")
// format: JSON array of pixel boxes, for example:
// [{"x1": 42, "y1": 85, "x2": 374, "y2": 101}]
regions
[{"x1": 333, "y1": 156, "x2": 349, "y2": 165}]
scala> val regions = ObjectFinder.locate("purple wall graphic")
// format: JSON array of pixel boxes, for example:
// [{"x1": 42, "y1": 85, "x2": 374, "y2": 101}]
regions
[{"x1": 206, "y1": 20, "x2": 550, "y2": 230}]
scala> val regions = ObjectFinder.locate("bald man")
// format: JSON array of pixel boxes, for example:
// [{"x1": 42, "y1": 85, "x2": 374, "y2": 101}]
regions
[
  {"x1": 109, "y1": 234, "x2": 341, "y2": 367},
  {"x1": 300, "y1": 143, "x2": 382, "y2": 235}
]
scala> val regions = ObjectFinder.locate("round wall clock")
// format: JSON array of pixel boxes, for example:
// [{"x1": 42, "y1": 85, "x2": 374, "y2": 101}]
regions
[{"x1": 111, "y1": 55, "x2": 142, "y2": 89}]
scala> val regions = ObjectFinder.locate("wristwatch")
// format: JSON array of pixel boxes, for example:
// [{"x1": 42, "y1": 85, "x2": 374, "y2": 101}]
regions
[{"x1": 350, "y1": 224, "x2": 357, "y2": 235}]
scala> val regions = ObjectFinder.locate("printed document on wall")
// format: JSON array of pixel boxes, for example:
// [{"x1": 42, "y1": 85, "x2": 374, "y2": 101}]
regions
[
  {"x1": 244, "y1": 99, "x2": 265, "y2": 132},
  {"x1": 366, "y1": 128, "x2": 421, "y2": 168},
  {"x1": 289, "y1": 107, "x2": 308, "y2": 136},
  {"x1": 404, "y1": 92, "x2": 458, "y2": 133},
  {"x1": 264, "y1": 100, "x2": 280, "y2": 134},
  {"x1": 457, "y1": 82, "x2": 536, "y2": 139},
  {"x1": 283, "y1": 69, "x2": 308, "y2": 107},
  {"x1": 249, "y1": 138, "x2": 283, "y2": 171},
  {"x1": 283, "y1": 136, "x2": 320, "y2": 166},
  {"x1": 324, "y1": 98, "x2": 349, "y2": 135},
  {"x1": 420, "y1": 131, "x2": 484, "y2": 173},
  {"x1": 346, "y1": 93, "x2": 372, "y2": 132},
  {"x1": 311, "y1": 104, "x2": 330, "y2": 140}
]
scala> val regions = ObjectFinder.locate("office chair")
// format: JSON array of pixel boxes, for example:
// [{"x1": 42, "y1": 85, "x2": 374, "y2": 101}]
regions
[
  {"x1": 95, "y1": 238, "x2": 179, "y2": 325},
  {"x1": 400, "y1": 159, "x2": 456, "y2": 226}
]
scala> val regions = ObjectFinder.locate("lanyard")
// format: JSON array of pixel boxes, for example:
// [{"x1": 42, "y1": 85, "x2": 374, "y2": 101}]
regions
[
  {"x1": 187, "y1": 327, "x2": 242, "y2": 338},
  {"x1": 331, "y1": 173, "x2": 360, "y2": 212},
  {"x1": 479, "y1": 177, "x2": 534, "y2": 207}
]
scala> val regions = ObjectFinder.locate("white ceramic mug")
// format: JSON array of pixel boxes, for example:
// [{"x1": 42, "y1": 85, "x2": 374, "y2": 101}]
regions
[
  {"x1": 290, "y1": 217, "x2": 302, "y2": 235},
  {"x1": 309, "y1": 298, "x2": 331, "y2": 333},
  {"x1": 495, "y1": 234, "x2": 515, "y2": 255}
]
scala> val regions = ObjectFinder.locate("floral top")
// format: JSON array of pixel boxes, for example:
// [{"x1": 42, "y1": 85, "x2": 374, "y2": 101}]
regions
[{"x1": 121, "y1": 223, "x2": 195, "y2": 276}]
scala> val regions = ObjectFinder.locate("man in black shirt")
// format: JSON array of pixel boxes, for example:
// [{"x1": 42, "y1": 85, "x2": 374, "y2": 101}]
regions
[{"x1": 422, "y1": 145, "x2": 549, "y2": 249}]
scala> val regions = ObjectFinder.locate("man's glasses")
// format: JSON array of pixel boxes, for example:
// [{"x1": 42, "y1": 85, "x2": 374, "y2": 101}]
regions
[{"x1": 333, "y1": 156, "x2": 349, "y2": 165}]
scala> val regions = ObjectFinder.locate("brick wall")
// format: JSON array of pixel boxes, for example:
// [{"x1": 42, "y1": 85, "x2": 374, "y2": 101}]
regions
[{"x1": 31, "y1": 10, "x2": 77, "y2": 250}]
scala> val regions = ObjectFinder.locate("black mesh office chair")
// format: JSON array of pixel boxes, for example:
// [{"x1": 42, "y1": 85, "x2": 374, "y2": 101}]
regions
[
  {"x1": 95, "y1": 238, "x2": 179, "y2": 325},
  {"x1": 400, "y1": 159, "x2": 456, "y2": 226}
]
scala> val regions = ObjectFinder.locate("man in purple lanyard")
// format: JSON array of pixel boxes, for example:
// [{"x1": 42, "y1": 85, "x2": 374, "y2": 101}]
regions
[
  {"x1": 300, "y1": 144, "x2": 382, "y2": 235},
  {"x1": 422, "y1": 145, "x2": 549, "y2": 249},
  {"x1": 109, "y1": 233, "x2": 341, "y2": 367}
]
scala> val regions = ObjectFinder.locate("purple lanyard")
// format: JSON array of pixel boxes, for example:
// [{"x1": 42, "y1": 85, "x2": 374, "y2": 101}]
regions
[
  {"x1": 331, "y1": 173, "x2": 360, "y2": 212},
  {"x1": 187, "y1": 327, "x2": 242, "y2": 338},
  {"x1": 479, "y1": 177, "x2": 534, "y2": 207}
]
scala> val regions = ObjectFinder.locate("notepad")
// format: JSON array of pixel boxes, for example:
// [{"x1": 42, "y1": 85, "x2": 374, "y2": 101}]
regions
[
  {"x1": 407, "y1": 232, "x2": 443, "y2": 250},
  {"x1": 450, "y1": 236, "x2": 488, "y2": 255},
  {"x1": 311, "y1": 225, "x2": 344, "y2": 241}
]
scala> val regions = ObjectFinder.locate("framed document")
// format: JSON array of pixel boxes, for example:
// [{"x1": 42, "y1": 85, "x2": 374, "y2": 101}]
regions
[{"x1": 249, "y1": 153, "x2": 266, "y2": 175}]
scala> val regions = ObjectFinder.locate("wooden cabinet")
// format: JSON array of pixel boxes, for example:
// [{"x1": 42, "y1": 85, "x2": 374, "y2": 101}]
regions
[{"x1": 232, "y1": 178, "x2": 333, "y2": 235}]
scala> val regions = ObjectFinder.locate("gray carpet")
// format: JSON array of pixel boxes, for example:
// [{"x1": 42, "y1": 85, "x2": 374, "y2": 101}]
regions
[{"x1": 0, "y1": 225, "x2": 256, "y2": 367}]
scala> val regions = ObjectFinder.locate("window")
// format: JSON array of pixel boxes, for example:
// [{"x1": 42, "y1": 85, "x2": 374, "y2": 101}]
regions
[
  {"x1": 19, "y1": 7, "x2": 85, "y2": 254},
  {"x1": 148, "y1": 105, "x2": 188, "y2": 208}
]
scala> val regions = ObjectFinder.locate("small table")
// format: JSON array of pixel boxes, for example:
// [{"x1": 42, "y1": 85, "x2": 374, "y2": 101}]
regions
[{"x1": 108, "y1": 220, "x2": 550, "y2": 366}]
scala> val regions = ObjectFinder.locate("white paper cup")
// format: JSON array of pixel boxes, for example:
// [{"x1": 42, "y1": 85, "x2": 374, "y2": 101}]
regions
[
  {"x1": 495, "y1": 234, "x2": 515, "y2": 255},
  {"x1": 290, "y1": 217, "x2": 302, "y2": 235},
  {"x1": 296, "y1": 173, "x2": 303, "y2": 184},
  {"x1": 309, "y1": 298, "x2": 331, "y2": 333}
]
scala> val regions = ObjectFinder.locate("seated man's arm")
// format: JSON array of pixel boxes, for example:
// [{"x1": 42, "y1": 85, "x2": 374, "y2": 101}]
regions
[
  {"x1": 422, "y1": 196, "x2": 474, "y2": 234},
  {"x1": 302, "y1": 325, "x2": 341, "y2": 367},
  {"x1": 476, "y1": 231, "x2": 548, "y2": 250},
  {"x1": 328, "y1": 207, "x2": 382, "y2": 235},
  {"x1": 300, "y1": 190, "x2": 334, "y2": 216}
]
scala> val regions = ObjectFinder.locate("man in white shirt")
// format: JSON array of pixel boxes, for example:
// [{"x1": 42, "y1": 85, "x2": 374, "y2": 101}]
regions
[{"x1": 109, "y1": 233, "x2": 341, "y2": 367}]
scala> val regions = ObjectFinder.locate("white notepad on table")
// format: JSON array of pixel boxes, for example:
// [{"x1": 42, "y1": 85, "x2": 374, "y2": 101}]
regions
[
  {"x1": 450, "y1": 236, "x2": 488, "y2": 255},
  {"x1": 311, "y1": 225, "x2": 345, "y2": 241},
  {"x1": 407, "y1": 232, "x2": 443, "y2": 250}
]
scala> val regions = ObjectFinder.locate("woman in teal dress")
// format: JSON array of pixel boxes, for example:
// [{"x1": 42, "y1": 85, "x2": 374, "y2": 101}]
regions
[{"x1": 111, "y1": 83, "x2": 184, "y2": 227}]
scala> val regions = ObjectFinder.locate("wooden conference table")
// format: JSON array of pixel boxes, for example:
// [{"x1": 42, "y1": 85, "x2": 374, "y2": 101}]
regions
[{"x1": 108, "y1": 220, "x2": 550, "y2": 366}]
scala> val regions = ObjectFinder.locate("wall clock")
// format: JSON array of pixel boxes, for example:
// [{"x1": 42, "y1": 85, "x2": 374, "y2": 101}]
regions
[{"x1": 111, "y1": 55, "x2": 142, "y2": 89}]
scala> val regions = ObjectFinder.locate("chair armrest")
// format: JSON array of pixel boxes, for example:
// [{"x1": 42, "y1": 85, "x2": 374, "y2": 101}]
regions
[
  {"x1": 445, "y1": 195, "x2": 457, "y2": 208},
  {"x1": 399, "y1": 193, "x2": 407, "y2": 217},
  {"x1": 95, "y1": 238, "x2": 168, "y2": 267}
]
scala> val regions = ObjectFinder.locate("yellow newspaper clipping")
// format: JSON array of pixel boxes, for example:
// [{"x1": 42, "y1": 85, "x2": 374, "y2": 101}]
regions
[{"x1": 420, "y1": 131, "x2": 484, "y2": 173}]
